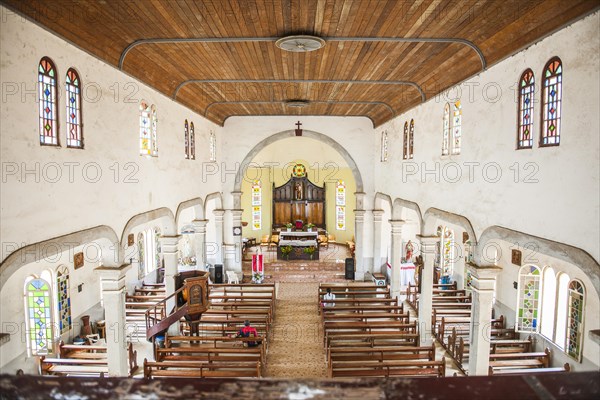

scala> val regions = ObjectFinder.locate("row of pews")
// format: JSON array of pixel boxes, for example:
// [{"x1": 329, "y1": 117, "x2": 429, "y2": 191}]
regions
[
  {"x1": 126, "y1": 283, "x2": 166, "y2": 339},
  {"x1": 407, "y1": 282, "x2": 570, "y2": 376},
  {"x1": 319, "y1": 283, "x2": 446, "y2": 378},
  {"x1": 143, "y1": 283, "x2": 276, "y2": 379},
  {"x1": 38, "y1": 341, "x2": 138, "y2": 377}
]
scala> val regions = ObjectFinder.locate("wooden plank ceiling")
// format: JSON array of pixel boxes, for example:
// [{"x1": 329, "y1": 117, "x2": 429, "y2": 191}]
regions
[{"x1": 4, "y1": 0, "x2": 598, "y2": 127}]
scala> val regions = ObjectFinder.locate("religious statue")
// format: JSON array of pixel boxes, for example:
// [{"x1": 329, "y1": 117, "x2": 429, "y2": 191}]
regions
[
  {"x1": 405, "y1": 240, "x2": 414, "y2": 262},
  {"x1": 295, "y1": 182, "x2": 302, "y2": 200}
]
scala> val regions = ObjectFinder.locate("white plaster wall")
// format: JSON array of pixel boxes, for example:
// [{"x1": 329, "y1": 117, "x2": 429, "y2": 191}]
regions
[
  {"x1": 0, "y1": 243, "x2": 103, "y2": 372},
  {"x1": 491, "y1": 238, "x2": 599, "y2": 371},
  {"x1": 0, "y1": 6, "x2": 221, "y2": 265},
  {"x1": 374, "y1": 13, "x2": 600, "y2": 262}
]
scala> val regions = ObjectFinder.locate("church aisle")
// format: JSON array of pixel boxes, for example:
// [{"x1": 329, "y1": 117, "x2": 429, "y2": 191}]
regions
[{"x1": 264, "y1": 282, "x2": 328, "y2": 378}]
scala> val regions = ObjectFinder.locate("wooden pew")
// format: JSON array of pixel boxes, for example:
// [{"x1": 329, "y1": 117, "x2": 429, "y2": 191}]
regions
[
  {"x1": 328, "y1": 344, "x2": 435, "y2": 365},
  {"x1": 143, "y1": 359, "x2": 262, "y2": 378},
  {"x1": 488, "y1": 348, "x2": 551, "y2": 371},
  {"x1": 327, "y1": 332, "x2": 420, "y2": 349},
  {"x1": 489, "y1": 363, "x2": 570, "y2": 375},
  {"x1": 329, "y1": 358, "x2": 446, "y2": 378}
]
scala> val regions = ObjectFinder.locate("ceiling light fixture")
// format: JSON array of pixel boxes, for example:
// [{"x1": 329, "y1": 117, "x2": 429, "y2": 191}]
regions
[
  {"x1": 275, "y1": 35, "x2": 326, "y2": 52},
  {"x1": 285, "y1": 100, "x2": 310, "y2": 108}
]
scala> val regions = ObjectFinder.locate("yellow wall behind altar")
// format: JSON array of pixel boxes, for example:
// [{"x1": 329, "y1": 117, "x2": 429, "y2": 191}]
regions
[{"x1": 241, "y1": 161, "x2": 356, "y2": 244}]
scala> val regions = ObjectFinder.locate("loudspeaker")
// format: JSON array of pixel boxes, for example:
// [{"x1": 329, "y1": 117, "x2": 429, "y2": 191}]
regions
[
  {"x1": 214, "y1": 265, "x2": 223, "y2": 284},
  {"x1": 345, "y1": 258, "x2": 355, "y2": 280}
]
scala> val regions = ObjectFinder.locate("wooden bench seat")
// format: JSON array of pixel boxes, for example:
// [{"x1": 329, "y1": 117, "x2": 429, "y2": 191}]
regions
[
  {"x1": 330, "y1": 358, "x2": 445, "y2": 378},
  {"x1": 489, "y1": 363, "x2": 570, "y2": 375},
  {"x1": 143, "y1": 359, "x2": 262, "y2": 378},
  {"x1": 322, "y1": 305, "x2": 405, "y2": 314},
  {"x1": 322, "y1": 312, "x2": 409, "y2": 323},
  {"x1": 328, "y1": 344, "x2": 435, "y2": 364},
  {"x1": 327, "y1": 332, "x2": 420, "y2": 348}
]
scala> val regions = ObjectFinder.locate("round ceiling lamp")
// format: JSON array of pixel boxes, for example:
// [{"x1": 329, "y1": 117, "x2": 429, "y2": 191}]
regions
[
  {"x1": 285, "y1": 100, "x2": 310, "y2": 108},
  {"x1": 275, "y1": 35, "x2": 326, "y2": 52}
]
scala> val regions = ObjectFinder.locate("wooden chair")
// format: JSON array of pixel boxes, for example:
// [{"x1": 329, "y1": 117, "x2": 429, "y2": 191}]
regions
[
  {"x1": 318, "y1": 234, "x2": 329, "y2": 249},
  {"x1": 328, "y1": 234, "x2": 337, "y2": 244}
]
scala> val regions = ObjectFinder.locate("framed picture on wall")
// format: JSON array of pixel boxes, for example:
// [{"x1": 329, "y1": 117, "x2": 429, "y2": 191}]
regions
[
  {"x1": 74, "y1": 252, "x2": 84, "y2": 269},
  {"x1": 511, "y1": 249, "x2": 522, "y2": 266}
]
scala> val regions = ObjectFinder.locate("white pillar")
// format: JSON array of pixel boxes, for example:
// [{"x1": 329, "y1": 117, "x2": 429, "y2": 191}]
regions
[
  {"x1": 192, "y1": 219, "x2": 208, "y2": 269},
  {"x1": 160, "y1": 235, "x2": 181, "y2": 335},
  {"x1": 354, "y1": 209, "x2": 366, "y2": 281},
  {"x1": 416, "y1": 234, "x2": 440, "y2": 345},
  {"x1": 96, "y1": 264, "x2": 131, "y2": 376},
  {"x1": 389, "y1": 219, "x2": 405, "y2": 300},
  {"x1": 213, "y1": 209, "x2": 225, "y2": 265},
  {"x1": 372, "y1": 209, "x2": 385, "y2": 275},
  {"x1": 230, "y1": 209, "x2": 243, "y2": 272},
  {"x1": 467, "y1": 262, "x2": 501, "y2": 376}
]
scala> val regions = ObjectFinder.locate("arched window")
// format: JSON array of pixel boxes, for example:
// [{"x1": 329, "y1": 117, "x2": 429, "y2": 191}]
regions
[
  {"x1": 408, "y1": 119, "x2": 415, "y2": 159},
  {"x1": 517, "y1": 69, "x2": 535, "y2": 149},
  {"x1": 516, "y1": 265, "x2": 541, "y2": 332},
  {"x1": 190, "y1": 122, "x2": 195, "y2": 160},
  {"x1": 540, "y1": 57, "x2": 562, "y2": 146},
  {"x1": 65, "y1": 68, "x2": 83, "y2": 148},
  {"x1": 209, "y1": 131, "x2": 217, "y2": 162},
  {"x1": 56, "y1": 266, "x2": 71, "y2": 335},
  {"x1": 566, "y1": 280, "x2": 585, "y2": 360},
  {"x1": 452, "y1": 101, "x2": 462, "y2": 155},
  {"x1": 25, "y1": 277, "x2": 53, "y2": 355},
  {"x1": 137, "y1": 232, "x2": 145, "y2": 279},
  {"x1": 442, "y1": 103, "x2": 450, "y2": 155},
  {"x1": 38, "y1": 57, "x2": 59, "y2": 146},
  {"x1": 541, "y1": 267, "x2": 557, "y2": 340},
  {"x1": 402, "y1": 122, "x2": 409, "y2": 160},
  {"x1": 139, "y1": 101, "x2": 152, "y2": 156},
  {"x1": 380, "y1": 131, "x2": 388, "y2": 162},
  {"x1": 151, "y1": 105, "x2": 158, "y2": 156},
  {"x1": 184, "y1": 120, "x2": 189, "y2": 159}
]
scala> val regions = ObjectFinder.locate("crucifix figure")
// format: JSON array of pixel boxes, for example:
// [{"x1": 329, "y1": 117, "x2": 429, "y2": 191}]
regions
[{"x1": 295, "y1": 121, "x2": 303, "y2": 136}]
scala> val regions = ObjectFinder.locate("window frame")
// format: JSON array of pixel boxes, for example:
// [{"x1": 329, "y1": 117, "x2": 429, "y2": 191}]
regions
[
  {"x1": 65, "y1": 68, "x2": 83, "y2": 149},
  {"x1": 517, "y1": 68, "x2": 535, "y2": 150},
  {"x1": 540, "y1": 56, "x2": 562, "y2": 147},
  {"x1": 38, "y1": 57, "x2": 60, "y2": 147}
]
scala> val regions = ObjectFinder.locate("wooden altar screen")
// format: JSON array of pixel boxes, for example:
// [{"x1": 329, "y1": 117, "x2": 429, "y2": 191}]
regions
[{"x1": 272, "y1": 175, "x2": 326, "y2": 229}]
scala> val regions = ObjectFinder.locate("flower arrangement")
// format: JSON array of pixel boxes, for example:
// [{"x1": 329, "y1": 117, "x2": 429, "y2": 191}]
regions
[
  {"x1": 252, "y1": 271, "x2": 264, "y2": 284},
  {"x1": 281, "y1": 245, "x2": 293, "y2": 260},
  {"x1": 303, "y1": 245, "x2": 316, "y2": 259},
  {"x1": 285, "y1": 222, "x2": 293, "y2": 230},
  {"x1": 306, "y1": 223, "x2": 315, "y2": 231}
]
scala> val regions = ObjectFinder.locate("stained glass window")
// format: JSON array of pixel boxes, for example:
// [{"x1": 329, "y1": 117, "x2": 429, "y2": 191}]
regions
[
  {"x1": 402, "y1": 122, "x2": 408, "y2": 159},
  {"x1": 566, "y1": 280, "x2": 585, "y2": 361},
  {"x1": 184, "y1": 120, "x2": 189, "y2": 159},
  {"x1": 65, "y1": 68, "x2": 83, "y2": 148},
  {"x1": 380, "y1": 131, "x2": 388, "y2": 162},
  {"x1": 139, "y1": 101, "x2": 152, "y2": 156},
  {"x1": 442, "y1": 227, "x2": 454, "y2": 277},
  {"x1": 38, "y1": 57, "x2": 59, "y2": 146},
  {"x1": 210, "y1": 131, "x2": 216, "y2": 162},
  {"x1": 56, "y1": 266, "x2": 71, "y2": 335},
  {"x1": 517, "y1": 69, "x2": 535, "y2": 149},
  {"x1": 137, "y1": 232, "x2": 145, "y2": 279},
  {"x1": 408, "y1": 119, "x2": 415, "y2": 159},
  {"x1": 151, "y1": 105, "x2": 158, "y2": 156},
  {"x1": 189, "y1": 122, "x2": 195, "y2": 160},
  {"x1": 25, "y1": 278, "x2": 53, "y2": 355},
  {"x1": 516, "y1": 265, "x2": 541, "y2": 332},
  {"x1": 451, "y1": 101, "x2": 462, "y2": 155},
  {"x1": 442, "y1": 103, "x2": 450, "y2": 155},
  {"x1": 540, "y1": 57, "x2": 562, "y2": 146}
]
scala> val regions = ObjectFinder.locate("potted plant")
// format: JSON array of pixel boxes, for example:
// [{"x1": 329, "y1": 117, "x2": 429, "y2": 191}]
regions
[
  {"x1": 281, "y1": 245, "x2": 293, "y2": 260},
  {"x1": 306, "y1": 223, "x2": 315, "y2": 232},
  {"x1": 285, "y1": 222, "x2": 293, "y2": 232},
  {"x1": 303, "y1": 245, "x2": 316, "y2": 260}
]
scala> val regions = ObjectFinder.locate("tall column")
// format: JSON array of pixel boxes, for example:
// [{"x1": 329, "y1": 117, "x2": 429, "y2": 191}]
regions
[
  {"x1": 160, "y1": 235, "x2": 181, "y2": 335},
  {"x1": 213, "y1": 209, "x2": 225, "y2": 265},
  {"x1": 192, "y1": 219, "x2": 208, "y2": 269},
  {"x1": 389, "y1": 219, "x2": 405, "y2": 299},
  {"x1": 353, "y1": 210, "x2": 366, "y2": 281},
  {"x1": 467, "y1": 262, "x2": 502, "y2": 376},
  {"x1": 372, "y1": 209, "x2": 385, "y2": 275},
  {"x1": 96, "y1": 264, "x2": 131, "y2": 376},
  {"x1": 230, "y1": 209, "x2": 243, "y2": 272},
  {"x1": 416, "y1": 234, "x2": 440, "y2": 345}
]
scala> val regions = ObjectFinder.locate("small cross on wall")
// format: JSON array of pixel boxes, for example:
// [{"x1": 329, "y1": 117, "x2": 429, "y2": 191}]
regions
[{"x1": 295, "y1": 121, "x2": 303, "y2": 136}]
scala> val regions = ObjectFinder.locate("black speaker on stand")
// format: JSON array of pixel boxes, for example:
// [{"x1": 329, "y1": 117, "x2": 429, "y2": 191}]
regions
[
  {"x1": 345, "y1": 258, "x2": 355, "y2": 280},
  {"x1": 214, "y1": 264, "x2": 223, "y2": 284}
]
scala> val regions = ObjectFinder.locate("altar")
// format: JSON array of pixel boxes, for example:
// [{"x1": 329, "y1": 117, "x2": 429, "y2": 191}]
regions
[{"x1": 277, "y1": 231, "x2": 320, "y2": 260}]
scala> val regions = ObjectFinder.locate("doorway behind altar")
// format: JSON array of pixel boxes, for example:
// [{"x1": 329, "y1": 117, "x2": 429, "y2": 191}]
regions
[{"x1": 241, "y1": 243, "x2": 351, "y2": 283}]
